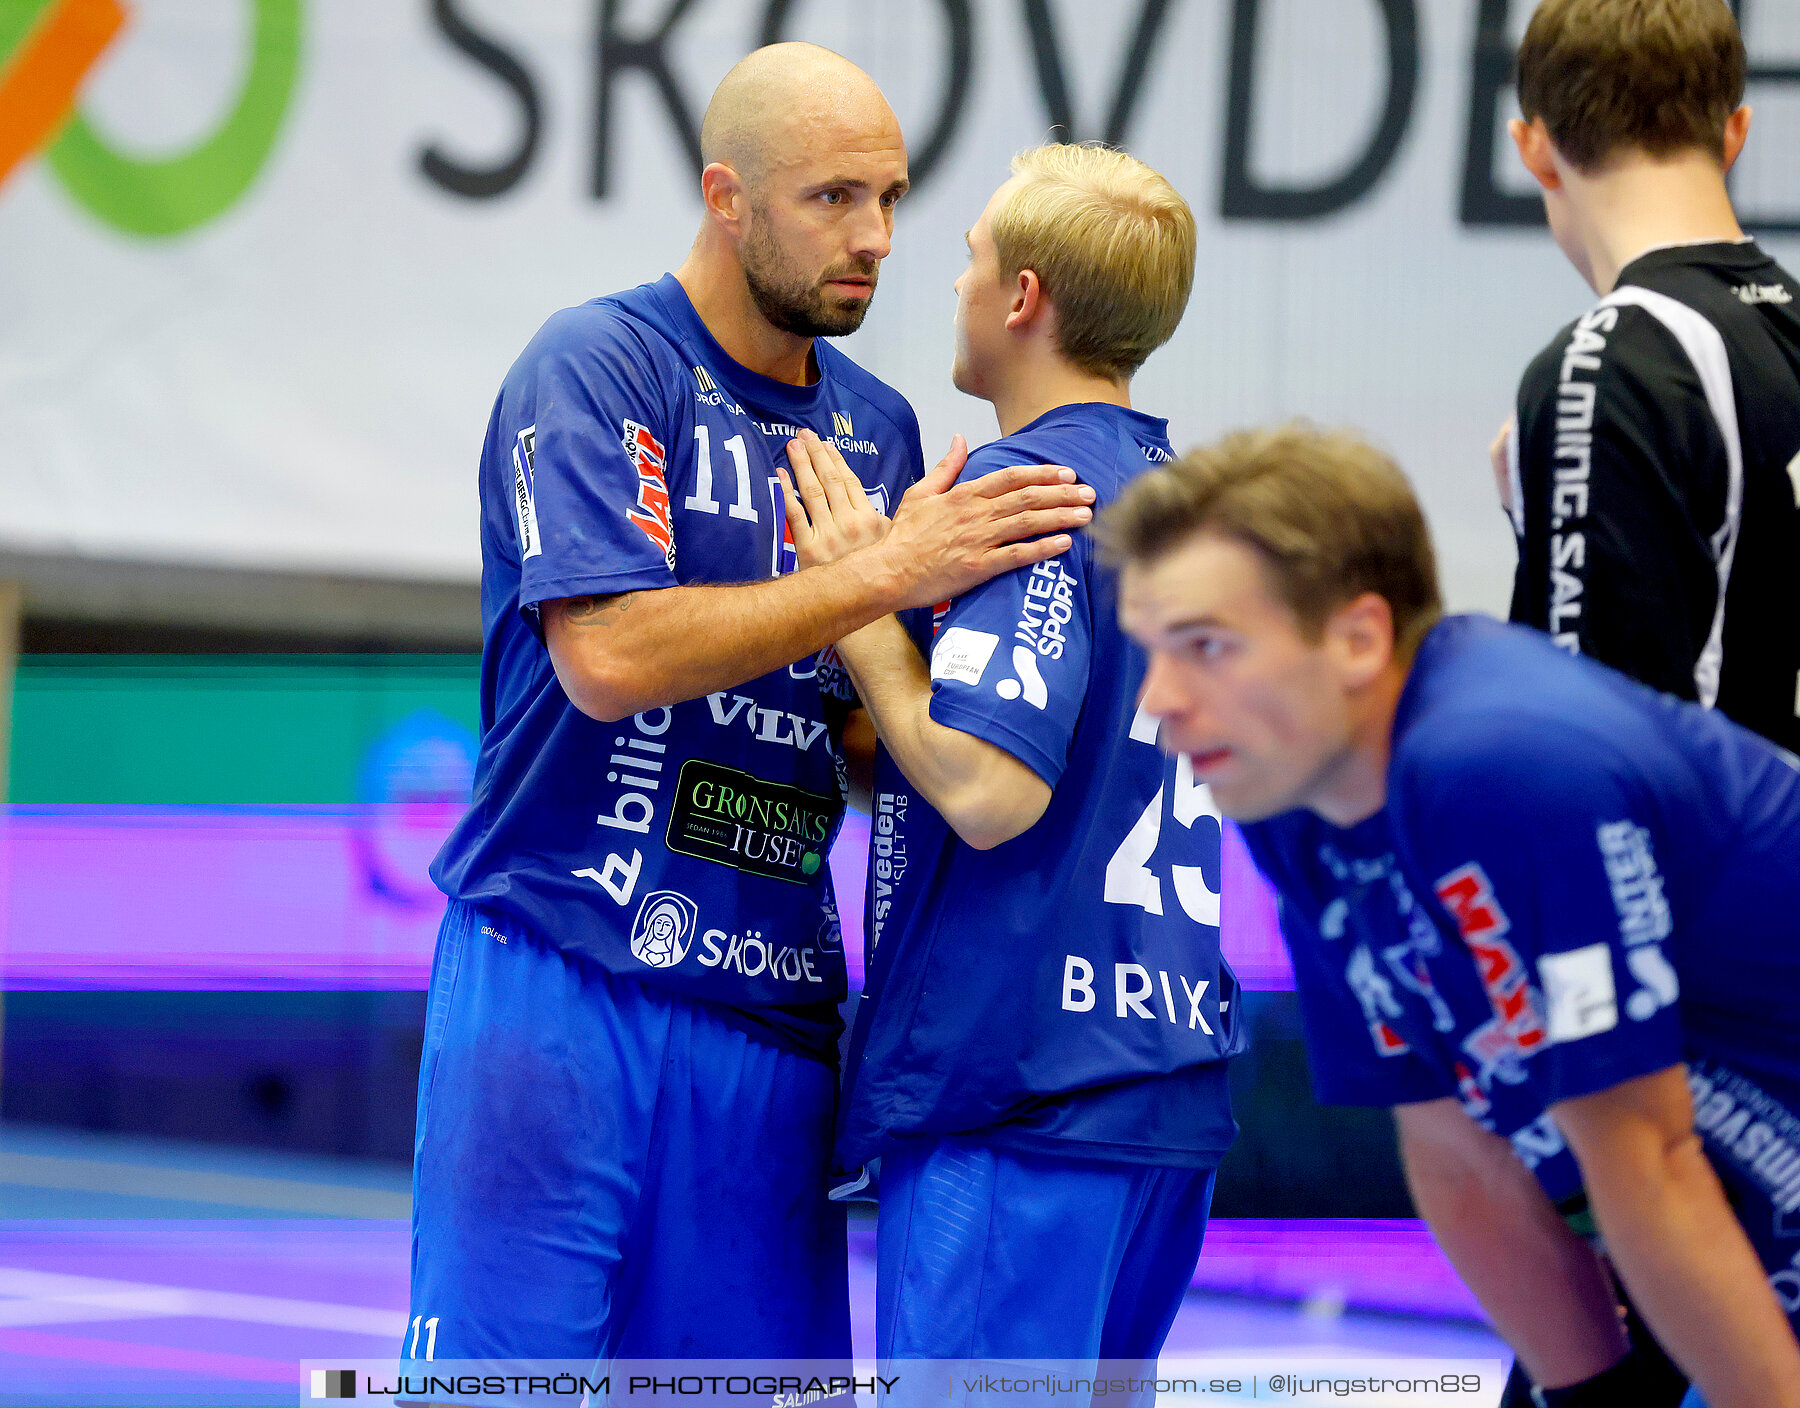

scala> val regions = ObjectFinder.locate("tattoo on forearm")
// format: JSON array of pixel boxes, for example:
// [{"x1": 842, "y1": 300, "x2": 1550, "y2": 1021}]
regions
[{"x1": 560, "y1": 593, "x2": 633, "y2": 623}]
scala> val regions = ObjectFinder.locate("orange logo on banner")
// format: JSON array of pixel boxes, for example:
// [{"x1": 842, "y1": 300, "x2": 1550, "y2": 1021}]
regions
[{"x1": 0, "y1": 0, "x2": 129, "y2": 192}]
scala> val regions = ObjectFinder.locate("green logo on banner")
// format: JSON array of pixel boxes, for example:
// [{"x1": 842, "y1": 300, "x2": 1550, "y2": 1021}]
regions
[{"x1": 0, "y1": 0, "x2": 302, "y2": 238}]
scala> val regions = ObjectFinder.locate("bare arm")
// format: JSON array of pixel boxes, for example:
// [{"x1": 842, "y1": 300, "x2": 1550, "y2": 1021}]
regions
[
  {"x1": 1394, "y1": 1098, "x2": 1628, "y2": 1389},
  {"x1": 832, "y1": 615, "x2": 1050, "y2": 850},
  {"x1": 1553, "y1": 1066, "x2": 1800, "y2": 1408},
  {"x1": 543, "y1": 438, "x2": 1092, "y2": 722},
  {"x1": 544, "y1": 557, "x2": 893, "y2": 723}
]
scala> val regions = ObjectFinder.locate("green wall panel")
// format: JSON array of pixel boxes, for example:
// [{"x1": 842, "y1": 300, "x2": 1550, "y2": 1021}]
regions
[{"x1": 9, "y1": 656, "x2": 481, "y2": 803}]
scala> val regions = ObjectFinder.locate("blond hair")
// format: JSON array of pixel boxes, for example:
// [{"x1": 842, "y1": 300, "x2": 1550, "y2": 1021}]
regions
[
  {"x1": 1517, "y1": 0, "x2": 1745, "y2": 171},
  {"x1": 991, "y1": 143, "x2": 1196, "y2": 381},
  {"x1": 1095, "y1": 424, "x2": 1443, "y2": 654}
]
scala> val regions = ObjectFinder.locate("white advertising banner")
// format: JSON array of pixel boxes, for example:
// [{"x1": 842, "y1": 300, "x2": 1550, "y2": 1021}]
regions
[{"x1": 2, "y1": 0, "x2": 1797, "y2": 611}]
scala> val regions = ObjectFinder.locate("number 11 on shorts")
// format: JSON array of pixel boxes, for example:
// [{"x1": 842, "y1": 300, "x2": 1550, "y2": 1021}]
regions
[{"x1": 408, "y1": 1314, "x2": 439, "y2": 1360}]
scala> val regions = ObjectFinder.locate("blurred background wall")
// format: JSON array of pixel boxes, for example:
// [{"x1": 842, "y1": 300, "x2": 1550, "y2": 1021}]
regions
[
  {"x1": 2, "y1": 0, "x2": 1794, "y2": 630},
  {"x1": 2, "y1": 0, "x2": 1796, "y2": 1216}
]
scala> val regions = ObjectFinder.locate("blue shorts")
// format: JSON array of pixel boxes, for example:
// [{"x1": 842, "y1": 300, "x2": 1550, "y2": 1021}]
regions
[
  {"x1": 877, "y1": 1136, "x2": 1217, "y2": 1362},
  {"x1": 406, "y1": 901, "x2": 850, "y2": 1360}
]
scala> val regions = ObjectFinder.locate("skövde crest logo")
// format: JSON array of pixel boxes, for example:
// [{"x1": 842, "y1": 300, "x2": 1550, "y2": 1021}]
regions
[{"x1": 629, "y1": 891, "x2": 697, "y2": 969}]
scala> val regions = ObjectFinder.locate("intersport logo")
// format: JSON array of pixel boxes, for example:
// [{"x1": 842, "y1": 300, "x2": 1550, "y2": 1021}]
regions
[{"x1": 0, "y1": 0, "x2": 301, "y2": 237}]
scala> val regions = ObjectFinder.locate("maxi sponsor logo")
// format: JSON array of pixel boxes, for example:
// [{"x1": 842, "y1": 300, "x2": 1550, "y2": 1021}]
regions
[
  {"x1": 1434, "y1": 862, "x2": 1548, "y2": 1091},
  {"x1": 664, "y1": 759, "x2": 835, "y2": 885},
  {"x1": 622, "y1": 419, "x2": 676, "y2": 568}
]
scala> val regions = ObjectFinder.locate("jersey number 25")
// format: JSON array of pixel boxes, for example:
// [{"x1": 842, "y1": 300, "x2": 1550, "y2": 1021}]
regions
[{"x1": 1104, "y1": 702, "x2": 1223, "y2": 927}]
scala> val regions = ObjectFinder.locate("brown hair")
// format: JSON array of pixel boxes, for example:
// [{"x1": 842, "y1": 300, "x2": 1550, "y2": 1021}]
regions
[
  {"x1": 1095, "y1": 424, "x2": 1443, "y2": 653},
  {"x1": 990, "y1": 143, "x2": 1196, "y2": 381},
  {"x1": 1516, "y1": 0, "x2": 1745, "y2": 171}
]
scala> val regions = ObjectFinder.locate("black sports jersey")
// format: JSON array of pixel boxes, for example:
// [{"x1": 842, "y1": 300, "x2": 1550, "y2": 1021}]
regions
[{"x1": 1508, "y1": 241, "x2": 1800, "y2": 754}]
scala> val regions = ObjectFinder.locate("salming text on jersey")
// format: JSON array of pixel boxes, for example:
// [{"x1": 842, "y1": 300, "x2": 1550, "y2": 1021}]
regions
[{"x1": 1509, "y1": 240, "x2": 1800, "y2": 754}]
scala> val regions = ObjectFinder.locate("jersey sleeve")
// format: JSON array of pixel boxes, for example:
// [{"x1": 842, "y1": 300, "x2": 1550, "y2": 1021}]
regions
[
  {"x1": 1508, "y1": 304, "x2": 1728, "y2": 700},
  {"x1": 501, "y1": 320, "x2": 683, "y2": 626},
  {"x1": 923, "y1": 452, "x2": 1091, "y2": 787},
  {"x1": 1285, "y1": 901, "x2": 1459, "y2": 1109},
  {"x1": 1392, "y1": 720, "x2": 1686, "y2": 1106},
  {"x1": 1236, "y1": 822, "x2": 1455, "y2": 1108}
]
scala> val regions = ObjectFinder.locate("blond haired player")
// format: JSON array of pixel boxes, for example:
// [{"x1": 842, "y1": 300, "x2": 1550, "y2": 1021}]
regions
[{"x1": 781, "y1": 144, "x2": 1241, "y2": 1366}]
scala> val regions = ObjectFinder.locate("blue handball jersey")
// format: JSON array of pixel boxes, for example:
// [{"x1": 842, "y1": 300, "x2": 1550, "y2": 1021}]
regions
[
  {"x1": 1240, "y1": 615, "x2": 1800, "y2": 1210},
  {"x1": 840, "y1": 403, "x2": 1245, "y2": 1168},
  {"x1": 431, "y1": 275, "x2": 923, "y2": 1062}
]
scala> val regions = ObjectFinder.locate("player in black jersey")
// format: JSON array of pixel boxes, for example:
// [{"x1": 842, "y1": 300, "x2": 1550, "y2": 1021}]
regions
[
  {"x1": 1497, "y1": 0, "x2": 1800, "y2": 758},
  {"x1": 1483, "y1": 4, "x2": 1800, "y2": 1405}
]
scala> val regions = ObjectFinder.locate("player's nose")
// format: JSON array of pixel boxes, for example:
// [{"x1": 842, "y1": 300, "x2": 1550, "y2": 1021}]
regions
[
  {"x1": 1137, "y1": 652, "x2": 1193, "y2": 736},
  {"x1": 848, "y1": 200, "x2": 892, "y2": 263}
]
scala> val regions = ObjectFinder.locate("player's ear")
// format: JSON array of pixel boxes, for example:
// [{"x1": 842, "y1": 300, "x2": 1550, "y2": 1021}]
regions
[
  {"x1": 1509, "y1": 117, "x2": 1562, "y2": 193},
  {"x1": 700, "y1": 163, "x2": 749, "y2": 233},
  {"x1": 1326, "y1": 592, "x2": 1395, "y2": 689},
  {"x1": 1005, "y1": 269, "x2": 1045, "y2": 332},
  {"x1": 1722, "y1": 105, "x2": 1752, "y2": 174}
]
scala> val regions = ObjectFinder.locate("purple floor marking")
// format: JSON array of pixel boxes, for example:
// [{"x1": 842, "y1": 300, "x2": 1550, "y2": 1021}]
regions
[
  {"x1": 0, "y1": 1217, "x2": 1499, "y2": 1406},
  {"x1": 0, "y1": 1219, "x2": 412, "y2": 1305},
  {"x1": 0, "y1": 1324, "x2": 303, "y2": 1380},
  {"x1": 1192, "y1": 1220, "x2": 1482, "y2": 1319},
  {"x1": 0, "y1": 807, "x2": 1291, "y2": 990}
]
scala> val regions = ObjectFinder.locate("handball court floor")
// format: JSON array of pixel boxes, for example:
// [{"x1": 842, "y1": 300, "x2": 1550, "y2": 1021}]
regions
[{"x1": 0, "y1": 1122, "x2": 1509, "y2": 1407}]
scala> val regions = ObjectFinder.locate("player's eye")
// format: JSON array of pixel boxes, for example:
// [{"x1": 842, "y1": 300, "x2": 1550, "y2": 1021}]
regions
[{"x1": 820, "y1": 189, "x2": 847, "y2": 206}]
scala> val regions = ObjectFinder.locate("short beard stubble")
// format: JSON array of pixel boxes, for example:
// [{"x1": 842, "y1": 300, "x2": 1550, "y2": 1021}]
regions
[{"x1": 741, "y1": 208, "x2": 877, "y2": 338}]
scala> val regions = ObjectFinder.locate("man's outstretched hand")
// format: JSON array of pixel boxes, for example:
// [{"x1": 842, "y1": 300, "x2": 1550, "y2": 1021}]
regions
[
  {"x1": 779, "y1": 428, "x2": 1093, "y2": 608},
  {"x1": 779, "y1": 428, "x2": 894, "y2": 567}
]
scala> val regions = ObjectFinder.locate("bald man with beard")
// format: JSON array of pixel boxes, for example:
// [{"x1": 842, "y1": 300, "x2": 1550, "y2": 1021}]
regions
[{"x1": 409, "y1": 44, "x2": 1095, "y2": 1368}]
